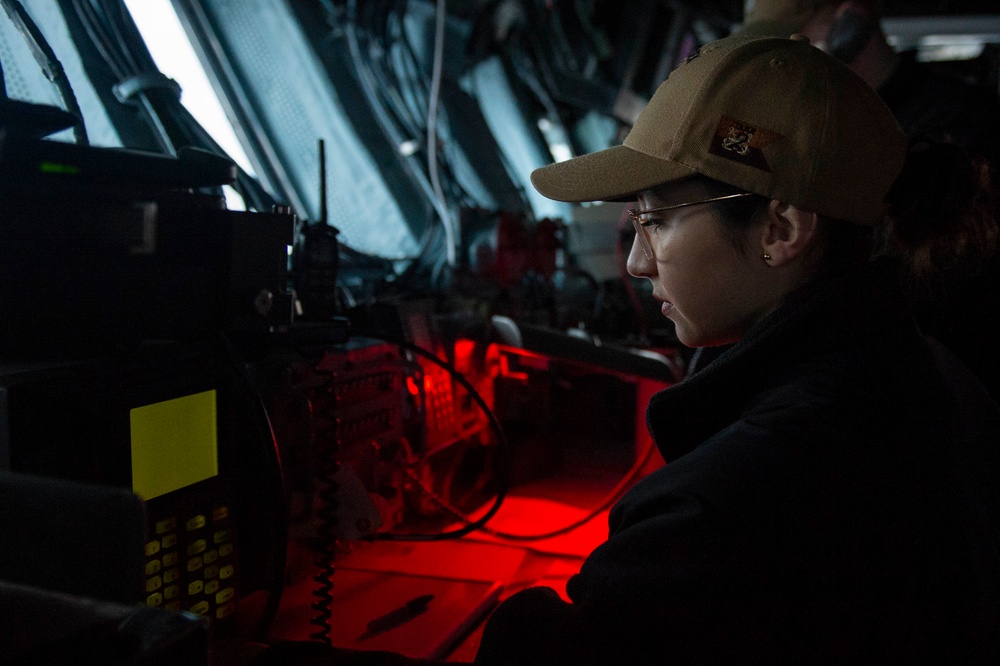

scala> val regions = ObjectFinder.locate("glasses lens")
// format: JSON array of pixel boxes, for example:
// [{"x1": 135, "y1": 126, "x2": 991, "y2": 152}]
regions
[{"x1": 631, "y1": 216, "x2": 654, "y2": 261}]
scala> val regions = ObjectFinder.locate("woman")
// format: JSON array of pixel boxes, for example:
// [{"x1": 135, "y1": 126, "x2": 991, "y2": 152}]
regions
[
  {"x1": 259, "y1": 34, "x2": 1000, "y2": 666},
  {"x1": 475, "y1": 34, "x2": 1000, "y2": 665}
]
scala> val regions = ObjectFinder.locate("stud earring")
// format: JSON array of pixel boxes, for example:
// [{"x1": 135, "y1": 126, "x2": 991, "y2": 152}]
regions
[{"x1": 763, "y1": 253, "x2": 772, "y2": 262}]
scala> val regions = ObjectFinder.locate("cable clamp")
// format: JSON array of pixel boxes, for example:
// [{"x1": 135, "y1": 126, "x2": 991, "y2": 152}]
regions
[{"x1": 113, "y1": 72, "x2": 182, "y2": 104}]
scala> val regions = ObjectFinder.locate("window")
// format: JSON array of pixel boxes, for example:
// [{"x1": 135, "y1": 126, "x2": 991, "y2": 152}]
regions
[{"x1": 1, "y1": 0, "x2": 120, "y2": 146}]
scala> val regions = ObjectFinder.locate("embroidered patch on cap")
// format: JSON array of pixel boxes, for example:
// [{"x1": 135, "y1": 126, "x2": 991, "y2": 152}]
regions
[{"x1": 709, "y1": 116, "x2": 783, "y2": 172}]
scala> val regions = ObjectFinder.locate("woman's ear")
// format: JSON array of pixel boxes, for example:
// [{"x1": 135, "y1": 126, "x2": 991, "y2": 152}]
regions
[{"x1": 760, "y1": 200, "x2": 819, "y2": 266}]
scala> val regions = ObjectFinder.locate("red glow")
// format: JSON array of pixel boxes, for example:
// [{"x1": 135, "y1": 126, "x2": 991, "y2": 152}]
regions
[
  {"x1": 454, "y1": 339, "x2": 476, "y2": 369},
  {"x1": 499, "y1": 355, "x2": 529, "y2": 382},
  {"x1": 265, "y1": 335, "x2": 661, "y2": 660},
  {"x1": 494, "y1": 344, "x2": 547, "y2": 363},
  {"x1": 270, "y1": 487, "x2": 616, "y2": 654}
]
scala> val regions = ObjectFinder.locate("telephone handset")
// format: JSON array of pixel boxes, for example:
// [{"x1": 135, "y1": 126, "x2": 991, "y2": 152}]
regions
[
  {"x1": 294, "y1": 222, "x2": 341, "y2": 321},
  {"x1": 292, "y1": 138, "x2": 341, "y2": 322}
]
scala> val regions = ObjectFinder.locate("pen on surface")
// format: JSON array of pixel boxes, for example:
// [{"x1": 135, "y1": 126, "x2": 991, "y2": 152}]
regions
[{"x1": 359, "y1": 593, "x2": 435, "y2": 641}]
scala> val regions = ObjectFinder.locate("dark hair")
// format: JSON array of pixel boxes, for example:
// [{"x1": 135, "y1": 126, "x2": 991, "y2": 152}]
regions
[
  {"x1": 709, "y1": 139, "x2": 997, "y2": 283},
  {"x1": 883, "y1": 138, "x2": 997, "y2": 282},
  {"x1": 712, "y1": 191, "x2": 769, "y2": 254},
  {"x1": 711, "y1": 192, "x2": 873, "y2": 272}
]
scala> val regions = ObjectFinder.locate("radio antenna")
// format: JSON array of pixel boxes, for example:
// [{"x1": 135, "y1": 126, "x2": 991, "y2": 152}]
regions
[{"x1": 318, "y1": 138, "x2": 328, "y2": 227}]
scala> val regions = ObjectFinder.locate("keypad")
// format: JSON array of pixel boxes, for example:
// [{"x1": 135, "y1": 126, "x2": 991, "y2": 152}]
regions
[{"x1": 143, "y1": 503, "x2": 237, "y2": 624}]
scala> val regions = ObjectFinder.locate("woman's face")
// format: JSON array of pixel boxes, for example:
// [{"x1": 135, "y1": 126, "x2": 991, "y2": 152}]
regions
[{"x1": 626, "y1": 179, "x2": 781, "y2": 348}]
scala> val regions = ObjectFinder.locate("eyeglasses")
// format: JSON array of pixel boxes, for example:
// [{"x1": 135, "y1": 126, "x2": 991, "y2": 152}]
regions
[{"x1": 629, "y1": 192, "x2": 756, "y2": 261}]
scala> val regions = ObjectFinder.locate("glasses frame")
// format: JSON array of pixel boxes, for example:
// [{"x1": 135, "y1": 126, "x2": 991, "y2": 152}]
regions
[{"x1": 629, "y1": 192, "x2": 756, "y2": 261}]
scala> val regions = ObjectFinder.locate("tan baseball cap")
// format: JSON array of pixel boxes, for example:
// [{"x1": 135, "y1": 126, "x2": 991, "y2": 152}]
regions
[{"x1": 529, "y1": 34, "x2": 906, "y2": 225}]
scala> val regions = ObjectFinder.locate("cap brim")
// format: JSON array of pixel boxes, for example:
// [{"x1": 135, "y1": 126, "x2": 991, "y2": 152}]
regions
[{"x1": 530, "y1": 145, "x2": 697, "y2": 203}]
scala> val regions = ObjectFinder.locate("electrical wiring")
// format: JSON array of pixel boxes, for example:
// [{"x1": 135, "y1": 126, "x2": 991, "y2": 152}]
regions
[
  {"x1": 508, "y1": 44, "x2": 569, "y2": 154},
  {"x1": 370, "y1": 1, "x2": 425, "y2": 141},
  {"x1": 540, "y1": 0, "x2": 582, "y2": 74},
  {"x1": 345, "y1": 0, "x2": 454, "y2": 264},
  {"x1": 383, "y1": 1, "x2": 477, "y2": 222},
  {"x1": 357, "y1": 1, "x2": 414, "y2": 134},
  {"x1": 364, "y1": 1, "x2": 428, "y2": 149},
  {"x1": 410, "y1": 423, "x2": 659, "y2": 543},
  {"x1": 1, "y1": 0, "x2": 89, "y2": 144},
  {"x1": 217, "y1": 332, "x2": 289, "y2": 643},
  {"x1": 70, "y1": 0, "x2": 188, "y2": 155},
  {"x1": 349, "y1": 319, "x2": 664, "y2": 545},
  {"x1": 524, "y1": 27, "x2": 565, "y2": 109},
  {"x1": 322, "y1": 0, "x2": 513, "y2": 274},
  {"x1": 390, "y1": 328, "x2": 662, "y2": 543},
  {"x1": 349, "y1": 330, "x2": 511, "y2": 542},
  {"x1": 427, "y1": 0, "x2": 457, "y2": 267},
  {"x1": 386, "y1": 214, "x2": 444, "y2": 290},
  {"x1": 392, "y1": 0, "x2": 482, "y2": 217},
  {"x1": 387, "y1": 3, "x2": 429, "y2": 139},
  {"x1": 69, "y1": 0, "x2": 275, "y2": 214},
  {"x1": 74, "y1": 0, "x2": 133, "y2": 76},
  {"x1": 78, "y1": 0, "x2": 193, "y2": 154},
  {"x1": 386, "y1": 29, "x2": 476, "y2": 213},
  {"x1": 337, "y1": 0, "x2": 481, "y2": 274}
]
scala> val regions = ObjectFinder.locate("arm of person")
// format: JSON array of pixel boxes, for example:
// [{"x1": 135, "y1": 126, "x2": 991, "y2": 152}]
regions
[{"x1": 473, "y1": 411, "x2": 846, "y2": 665}]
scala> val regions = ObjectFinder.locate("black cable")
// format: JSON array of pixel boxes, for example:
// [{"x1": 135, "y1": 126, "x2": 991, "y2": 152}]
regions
[
  {"x1": 0, "y1": 48, "x2": 7, "y2": 97},
  {"x1": 317, "y1": 3, "x2": 432, "y2": 267},
  {"x1": 74, "y1": 0, "x2": 129, "y2": 77},
  {"x1": 382, "y1": 0, "x2": 477, "y2": 210},
  {"x1": 344, "y1": 0, "x2": 453, "y2": 258},
  {"x1": 0, "y1": 0, "x2": 89, "y2": 144},
  {"x1": 71, "y1": 0, "x2": 182, "y2": 154},
  {"x1": 216, "y1": 332, "x2": 289, "y2": 643},
  {"x1": 322, "y1": 0, "x2": 486, "y2": 277},
  {"x1": 363, "y1": 0, "x2": 420, "y2": 139},
  {"x1": 538, "y1": 0, "x2": 580, "y2": 75},
  {"x1": 387, "y1": 1, "x2": 426, "y2": 136},
  {"x1": 355, "y1": 317, "x2": 661, "y2": 543},
  {"x1": 350, "y1": 330, "x2": 511, "y2": 541},
  {"x1": 72, "y1": 0, "x2": 280, "y2": 210},
  {"x1": 75, "y1": 0, "x2": 178, "y2": 152},
  {"x1": 375, "y1": 0, "x2": 425, "y2": 140},
  {"x1": 304, "y1": 375, "x2": 339, "y2": 646},
  {"x1": 112, "y1": 0, "x2": 156, "y2": 69},
  {"x1": 346, "y1": 0, "x2": 477, "y2": 211},
  {"x1": 417, "y1": 417, "x2": 659, "y2": 542},
  {"x1": 388, "y1": 212, "x2": 444, "y2": 288}
]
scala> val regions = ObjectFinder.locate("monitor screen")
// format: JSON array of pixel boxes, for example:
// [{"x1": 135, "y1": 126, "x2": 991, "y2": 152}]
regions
[{"x1": 129, "y1": 389, "x2": 218, "y2": 500}]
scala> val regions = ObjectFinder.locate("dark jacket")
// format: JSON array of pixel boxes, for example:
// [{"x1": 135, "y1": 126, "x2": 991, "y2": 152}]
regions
[{"x1": 476, "y1": 262, "x2": 1000, "y2": 664}]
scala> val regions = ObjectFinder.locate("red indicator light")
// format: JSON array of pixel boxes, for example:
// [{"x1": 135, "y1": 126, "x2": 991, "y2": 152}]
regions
[{"x1": 454, "y1": 339, "x2": 475, "y2": 367}]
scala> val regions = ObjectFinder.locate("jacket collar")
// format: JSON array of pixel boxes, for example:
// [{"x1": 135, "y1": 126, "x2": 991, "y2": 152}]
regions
[{"x1": 646, "y1": 260, "x2": 912, "y2": 463}]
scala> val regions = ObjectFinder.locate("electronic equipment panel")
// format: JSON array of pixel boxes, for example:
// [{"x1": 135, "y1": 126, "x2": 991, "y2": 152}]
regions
[{"x1": 0, "y1": 342, "x2": 279, "y2": 639}]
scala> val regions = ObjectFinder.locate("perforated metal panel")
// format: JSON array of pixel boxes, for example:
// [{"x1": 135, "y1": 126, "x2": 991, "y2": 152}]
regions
[
  {"x1": 1, "y1": 0, "x2": 121, "y2": 146},
  {"x1": 178, "y1": 0, "x2": 419, "y2": 259}
]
